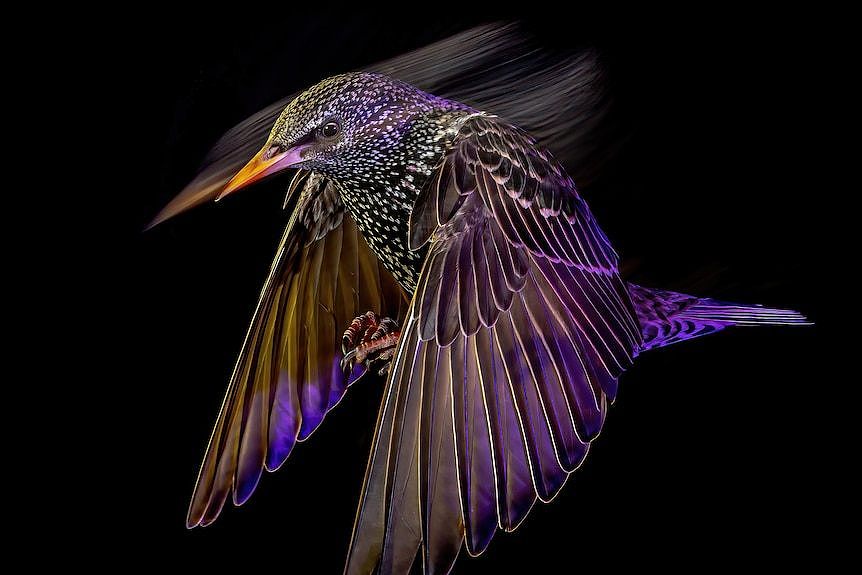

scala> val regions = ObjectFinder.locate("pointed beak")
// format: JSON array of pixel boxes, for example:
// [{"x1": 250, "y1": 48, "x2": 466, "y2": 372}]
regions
[{"x1": 217, "y1": 144, "x2": 308, "y2": 201}]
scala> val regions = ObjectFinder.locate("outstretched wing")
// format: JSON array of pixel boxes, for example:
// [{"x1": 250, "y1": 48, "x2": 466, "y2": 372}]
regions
[
  {"x1": 345, "y1": 116, "x2": 642, "y2": 574},
  {"x1": 187, "y1": 172, "x2": 406, "y2": 528}
]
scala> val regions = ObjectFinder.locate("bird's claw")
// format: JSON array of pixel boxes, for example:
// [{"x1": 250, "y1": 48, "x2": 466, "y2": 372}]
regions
[{"x1": 341, "y1": 311, "x2": 400, "y2": 380}]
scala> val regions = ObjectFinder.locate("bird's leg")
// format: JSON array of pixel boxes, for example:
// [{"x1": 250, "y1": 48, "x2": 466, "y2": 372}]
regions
[{"x1": 341, "y1": 311, "x2": 401, "y2": 378}]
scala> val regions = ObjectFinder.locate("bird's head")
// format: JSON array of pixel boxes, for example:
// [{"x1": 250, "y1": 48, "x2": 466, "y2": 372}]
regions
[{"x1": 220, "y1": 72, "x2": 461, "y2": 199}]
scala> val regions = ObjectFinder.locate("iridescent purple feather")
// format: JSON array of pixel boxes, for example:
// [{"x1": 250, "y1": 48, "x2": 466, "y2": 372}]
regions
[{"x1": 628, "y1": 283, "x2": 810, "y2": 353}]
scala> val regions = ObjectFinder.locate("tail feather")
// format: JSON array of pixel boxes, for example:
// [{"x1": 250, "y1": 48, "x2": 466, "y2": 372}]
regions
[{"x1": 628, "y1": 283, "x2": 810, "y2": 353}]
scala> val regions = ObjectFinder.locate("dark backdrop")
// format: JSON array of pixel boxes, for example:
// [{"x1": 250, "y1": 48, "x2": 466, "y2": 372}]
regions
[{"x1": 118, "y1": 9, "x2": 824, "y2": 571}]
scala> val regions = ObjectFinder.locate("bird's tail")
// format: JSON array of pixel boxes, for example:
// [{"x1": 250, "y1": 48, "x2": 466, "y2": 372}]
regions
[{"x1": 628, "y1": 283, "x2": 810, "y2": 353}]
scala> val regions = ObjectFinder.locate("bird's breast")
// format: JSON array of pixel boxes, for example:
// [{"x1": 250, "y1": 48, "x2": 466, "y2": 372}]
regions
[
  {"x1": 339, "y1": 180, "x2": 427, "y2": 294},
  {"x1": 334, "y1": 110, "x2": 468, "y2": 294}
]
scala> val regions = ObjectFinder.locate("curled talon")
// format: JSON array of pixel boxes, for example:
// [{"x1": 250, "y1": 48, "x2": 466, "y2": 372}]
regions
[
  {"x1": 342, "y1": 311, "x2": 380, "y2": 355},
  {"x1": 340, "y1": 311, "x2": 401, "y2": 379}
]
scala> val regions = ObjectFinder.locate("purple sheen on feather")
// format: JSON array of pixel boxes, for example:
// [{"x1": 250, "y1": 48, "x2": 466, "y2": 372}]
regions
[
  {"x1": 234, "y1": 468, "x2": 262, "y2": 506},
  {"x1": 347, "y1": 362, "x2": 366, "y2": 386},
  {"x1": 266, "y1": 371, "x2": 301, "y2": 471},
  {"x1": 299, "y1": 401, "x2": 326, "y2": 441},
  {"x1": 326, "y1": 356, "x2": 346, "y2": 410}
]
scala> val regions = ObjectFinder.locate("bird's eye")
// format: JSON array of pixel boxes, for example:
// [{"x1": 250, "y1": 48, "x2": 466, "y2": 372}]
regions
[{"x1": 320, "y1": 121, "x2": 340, "y2": 138}]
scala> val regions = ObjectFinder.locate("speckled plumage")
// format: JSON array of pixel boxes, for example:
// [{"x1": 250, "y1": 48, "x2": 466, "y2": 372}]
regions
[
  {"x1": 176, "y1": 70, "x2": 808, "y2": 575},
  {"x1": 269, "y1": 73, "x2": 475, "y2": 290}
]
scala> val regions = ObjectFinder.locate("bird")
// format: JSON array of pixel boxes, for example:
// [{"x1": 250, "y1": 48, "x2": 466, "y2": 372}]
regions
[{"x1": 153, "y1": 28, "x2": 809, "y2": 575}]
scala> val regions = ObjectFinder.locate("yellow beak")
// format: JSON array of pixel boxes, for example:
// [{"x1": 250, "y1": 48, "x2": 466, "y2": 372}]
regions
[{"x1": 217, "y1": 144, "x2": 308, "y2": 201}]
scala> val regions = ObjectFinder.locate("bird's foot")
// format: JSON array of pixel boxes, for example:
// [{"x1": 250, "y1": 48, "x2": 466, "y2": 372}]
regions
[{"x1": 341, "y1": 312, "x2": 401, "y2": 379}]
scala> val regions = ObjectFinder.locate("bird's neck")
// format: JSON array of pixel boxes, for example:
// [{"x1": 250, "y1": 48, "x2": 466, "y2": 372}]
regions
[{"x1": 336, "y1": 109, "x2": 473, "y2": 293}]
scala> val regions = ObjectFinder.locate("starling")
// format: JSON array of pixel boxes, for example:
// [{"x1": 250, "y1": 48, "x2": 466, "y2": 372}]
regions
[{"x1": 160, "y1": 54, "x2": 808, "y2": 574}]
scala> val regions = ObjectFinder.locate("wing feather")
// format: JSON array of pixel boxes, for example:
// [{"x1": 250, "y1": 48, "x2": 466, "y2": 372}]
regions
[
  {"x1": 345, "y1": 115, "x2": 640, "y2": 571},
  {"x1": 187, "y1": 173, "x2": 406, "y2": 528},
  {"x1": 457, "y1": 333, "x2": 497, "y2": 555},
  {"x1": 495, "y1": 311, "x2": 566, "y2": 502},
  {"x1": 477, "y1": 327, "x2": 535, "y2": 531},
  {"x1": 419, "y1": 348, "x2": 463, "y2": 575}
]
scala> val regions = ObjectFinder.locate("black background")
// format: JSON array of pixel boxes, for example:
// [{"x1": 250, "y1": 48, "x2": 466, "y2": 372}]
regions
[{"x1": 116, "y1": 9, "x2": 826, "y2": 571}]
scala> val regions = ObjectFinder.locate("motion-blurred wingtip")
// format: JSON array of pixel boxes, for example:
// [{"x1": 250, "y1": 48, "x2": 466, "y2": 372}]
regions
[{"x1": 144, "y1": 212, "x2": 168, "y2": 231}]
